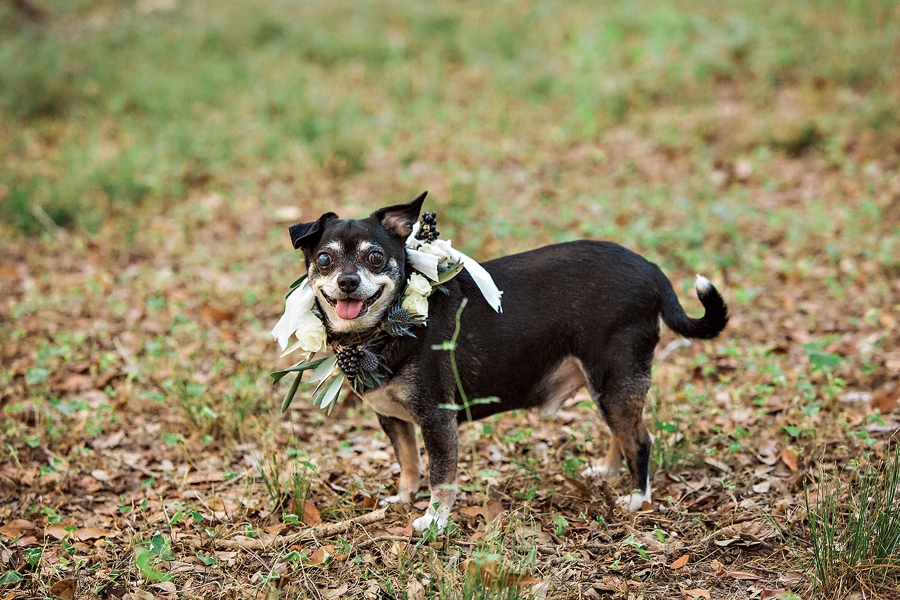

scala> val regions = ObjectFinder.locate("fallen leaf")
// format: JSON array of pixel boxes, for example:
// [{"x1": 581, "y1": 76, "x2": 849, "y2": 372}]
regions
[
  {"x1": 307, "y1": 545, "x2": 334, "y2": 566},
  {"x1": 725, "y1": 569, "x2": 760, "y2": 580},
  {"x1": 45, "y1": 525, "x2": 116, "y2": 541},
  {"x1": 153, "y1": 581, "x2": 177, "y2": 594},
  {"x1": 871, "y1": 386, "x2": 900, "y2": 414},
  {"x1": 682, "y1": 589, "x2": 710, "y2": 599},
  {"x1": 406, "y1": 578, "x2": 425, "y2": 599},
  {"x1": 59, "y1": 374, "x2": 93, "y2": 392},
  {"x1": 301, "y1": 501, "x2": 322, "y2": 526},
  {"x1": 324, "y1": 584, "x2": 350, "y2": 599},
  {"x1": 564, "y1": 477, "x2": 593, "y2": 498},
  {"x1": 710, "y1": 559, "x2": 724, "y2": 573},
  {"x1": 90, "y1": 469, "x2": 112, "y2": 482},
  {"x1": 703, "y1": 457, "x2": 732, "y2": 473},
  {"x1": 761, "y1": 590, "x2": 790, "y2": 599},
  {"x1": 669, "y1": 554, "x2": 689, "y2": 569},
  {"x1": 200, "y1": 304, "x2": 233, "y2": 324},
  {"x1": 752, "y1": 480, "x2": 771, "y2": 494},
  {"x1": 780, "y1": 448, "x2": 799, "y2": 473},
  {"x1": 49, "y1": 578, "x2": 75, "y2": 599},
  {"x1": 0, "y1": 520, "x2": 37, "y2": 539}
]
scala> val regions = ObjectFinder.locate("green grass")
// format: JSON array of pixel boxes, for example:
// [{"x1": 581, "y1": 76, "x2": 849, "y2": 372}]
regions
[
  {"x1": 805, "y1": 447, "x2": 900, "y2": 596},
  {"x1": 2, "y1": 0, "x2": 899, "y2": 232}
]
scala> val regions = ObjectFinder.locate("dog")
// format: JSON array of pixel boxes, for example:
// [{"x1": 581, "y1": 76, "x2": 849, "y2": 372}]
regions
[{"x1": 286, "y1": 192, "x2": 728, "y2": 531}]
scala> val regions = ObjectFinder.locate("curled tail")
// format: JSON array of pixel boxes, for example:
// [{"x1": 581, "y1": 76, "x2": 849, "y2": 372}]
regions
[{"x1": 657, "y1": 270, "x2": 729, "y2": 340}]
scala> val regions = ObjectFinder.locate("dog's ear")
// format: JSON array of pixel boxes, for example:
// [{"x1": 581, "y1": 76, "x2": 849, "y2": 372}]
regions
[
  {"x1": 370, "y1": 191, "x2": 427, "y2": 237},
  {"x1": 288, "y1": 212, "x2": 338, "y2": 250}
]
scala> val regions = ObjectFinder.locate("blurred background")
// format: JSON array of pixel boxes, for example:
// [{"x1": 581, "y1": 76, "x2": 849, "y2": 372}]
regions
[{"x1": 1, "y1": 1, "x2": 899, "y2": 597}]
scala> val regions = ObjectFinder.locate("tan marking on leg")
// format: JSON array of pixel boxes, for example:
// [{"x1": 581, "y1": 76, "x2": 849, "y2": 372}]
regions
[
  {"x1": 600, "y1": 436, "x2": 623, "y2": 475},
  {"x1": 395, "y1": 422, "x2": 421, "y2": 503}
]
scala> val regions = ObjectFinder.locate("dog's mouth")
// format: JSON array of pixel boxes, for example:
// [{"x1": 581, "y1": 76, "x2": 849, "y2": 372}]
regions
[{"x1": 322, "y1": 286, "x2": 384, "y2": 320}]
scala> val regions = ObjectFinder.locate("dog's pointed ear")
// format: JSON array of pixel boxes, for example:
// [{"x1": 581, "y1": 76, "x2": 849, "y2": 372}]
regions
[
  {"x1": 370, "y1": 191, "x2": 427, "y2": 237},
  {"x1": 288, "y1": 212, "x2": 338, "y2": 250}
]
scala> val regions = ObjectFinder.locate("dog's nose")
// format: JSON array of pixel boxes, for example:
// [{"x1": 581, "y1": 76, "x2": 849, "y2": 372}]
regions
[{"x1": 337, "y1": 273, "x2": 361, "y2": 293}]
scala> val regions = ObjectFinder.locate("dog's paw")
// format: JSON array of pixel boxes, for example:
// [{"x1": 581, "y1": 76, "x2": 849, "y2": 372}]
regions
[
  {"x1": 412, "y1": 504, "x2": 451, "y2": 533},
  {"x1": 581, "y1": 464, "x2": 618, "y2": 479},
  {"x1": 617, "y1": 490, "x2": 652, "y2": 512},
  {"x1": 379, "y1": 495, "x2": 405, "y2": 507}
]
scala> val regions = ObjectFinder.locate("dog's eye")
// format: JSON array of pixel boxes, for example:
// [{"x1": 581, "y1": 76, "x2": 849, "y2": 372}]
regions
[
  {"x1": 316, "y1": 253, "x2": 332, "y2": 268},
  {"x1": 368, "y1": 251, "x2": 384, "y2": 267}
]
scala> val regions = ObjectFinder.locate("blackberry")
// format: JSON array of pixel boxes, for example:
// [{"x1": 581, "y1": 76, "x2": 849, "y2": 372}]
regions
[
  {"x1": 415, "y1": 212, "x2": 440, "y2": 243},
  {"x1": 336, "y1": 346, "x2": 362, "y2": 380}
]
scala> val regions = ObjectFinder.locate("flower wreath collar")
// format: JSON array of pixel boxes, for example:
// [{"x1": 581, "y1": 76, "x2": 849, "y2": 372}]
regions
[{"x1": 270, "y1": 212, "x2": 502, "y2": 412}]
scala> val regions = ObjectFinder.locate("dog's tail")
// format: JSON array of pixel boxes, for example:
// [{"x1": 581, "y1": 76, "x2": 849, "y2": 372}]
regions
[{"x1": 656, "y1": 270, "x2": 729, "y2": 340}]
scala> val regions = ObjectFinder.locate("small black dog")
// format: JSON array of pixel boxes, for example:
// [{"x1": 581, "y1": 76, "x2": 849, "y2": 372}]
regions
[{"x1": 288, "y1": 193, "x2": 728, "y2": 530}]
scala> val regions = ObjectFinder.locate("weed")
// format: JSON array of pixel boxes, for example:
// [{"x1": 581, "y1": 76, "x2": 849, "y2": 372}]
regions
[{"x1": 805, "y1": 447, "x2": 900, "y2": 596}]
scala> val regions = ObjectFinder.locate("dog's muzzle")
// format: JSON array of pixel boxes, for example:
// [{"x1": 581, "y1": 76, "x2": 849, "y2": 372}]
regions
[{"x1": 322, "y1": 286, "x2": 384, "y2": 320}]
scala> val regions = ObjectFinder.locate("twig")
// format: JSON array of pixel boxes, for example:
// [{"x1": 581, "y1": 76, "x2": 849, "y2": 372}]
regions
[
  {"x1": 30, "y1": 203, "x2": 67, "y2": 238},
  {"x1": 214, "y1": 507, "x2": 390, "y2": 551}
]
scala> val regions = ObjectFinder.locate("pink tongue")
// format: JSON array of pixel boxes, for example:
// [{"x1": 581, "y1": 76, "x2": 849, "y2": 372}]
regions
[{"x1": 336, "y1": 299, "x2": 364, "y2": 319}]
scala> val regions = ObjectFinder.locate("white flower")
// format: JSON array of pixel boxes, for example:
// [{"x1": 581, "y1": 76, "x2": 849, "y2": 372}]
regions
[
  {"x1": 418, "y1": 241, "x2": 451, "y2": 263},
  {"x1": 294, "y1": 310, "x2": 327, "y2": 353},
  {"x1": 407, "y1": 272, "x2": 432, "y2": 296},
  {"x1": 271, "y1": 282, "x2": 316, "y2": 350},
  {"x1": 401, "y1": 292, "x2": 429, "y2": 319}
]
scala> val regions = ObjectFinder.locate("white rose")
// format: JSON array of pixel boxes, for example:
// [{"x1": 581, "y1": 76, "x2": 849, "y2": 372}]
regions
[
  {"x1": 407, "y1": 272, "x2": 432, "y2": 296},
  {"x1": 294, "y1": 310, "x2": 327, "y2": 353},
  {"x1": 401, "y1": 292, "x2": 429, "y2": 319},
  {"x1": 418, "y1": 242, "x2": 451, "y2": 263}
]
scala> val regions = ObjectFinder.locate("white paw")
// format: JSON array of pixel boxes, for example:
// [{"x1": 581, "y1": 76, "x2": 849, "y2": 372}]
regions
[
  {"x1": 582, "y1": 464, "x2": 618, "y2": 479},
  {"x1": 617, "y1": 490, "x2": 652, "y2": 512},
  {"x1": 379, "y1": 495, "x2": 404, "y2": 507},
  {"x1": 412, "y1": 504, "x2": 450, "y2": 533}
]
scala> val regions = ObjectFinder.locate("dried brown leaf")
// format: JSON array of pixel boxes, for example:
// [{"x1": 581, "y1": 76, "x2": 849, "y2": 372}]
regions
[
  {"x1": 780, "y1": 448, "x2": 799, "y2": 473},
  {"x1": 49, "y1": 578, "x2": 75, "y2": 600}
]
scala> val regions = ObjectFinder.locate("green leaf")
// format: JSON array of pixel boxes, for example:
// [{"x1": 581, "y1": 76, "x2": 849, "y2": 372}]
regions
[
  {"x1": 308, "y1": 354, "x2": 338, "y2": 383},
  {"x1": 25, "y1": 367, "x2": 49, "y2": 385},
  {"x1": 271, "y1": 356, "x2": 331, "y2": 384},
  {"x1": 286, "y1": 274, "x2": 308, "y2": 297},
  {"x1": 135, "y1": 546, "x2": 173, "y2": 583},
  {"x1": 196, "y1": 552, "x2": 217, "y2": 566},
  {"x1": 316, "y1": 372, "x2": 345, "y2": 410},
  {"x1": 0, "y1": 571, "x2": 24, "y2": 584},
  {"x1": 150, "y1": 532, "x2": 175, "y2": 561},
  {"x1": 436, "y1": 260, "x2": 464, "y2": 284},
  {"x1": 281, "y1": 372, "x2": 304, "y2": 413}
]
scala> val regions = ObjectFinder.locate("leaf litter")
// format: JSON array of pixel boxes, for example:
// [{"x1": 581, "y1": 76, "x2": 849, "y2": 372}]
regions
[{"x1": 1, "y1": 4, "x2": 899, "y2": 600}]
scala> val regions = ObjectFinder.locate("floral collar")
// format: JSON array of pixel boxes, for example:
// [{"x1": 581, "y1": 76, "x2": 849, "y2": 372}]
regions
[{"x1": 270, "y1": 213, "x2": 502, "y2": 412}]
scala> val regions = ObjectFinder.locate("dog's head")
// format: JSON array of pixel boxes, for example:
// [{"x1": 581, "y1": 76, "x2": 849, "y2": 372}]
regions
[{"x1": 288, "y1": 192, "x2": 426, "y2": 335}]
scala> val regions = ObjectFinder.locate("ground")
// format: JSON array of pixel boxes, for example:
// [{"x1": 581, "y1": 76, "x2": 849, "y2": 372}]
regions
[{"x1": 1, "y1": 1, "x2": 899, "y2": 599}]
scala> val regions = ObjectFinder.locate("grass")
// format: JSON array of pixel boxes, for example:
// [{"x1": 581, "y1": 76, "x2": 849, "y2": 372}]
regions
[
  {"x1": 2, "y1": 0, "x2": 899, "y2": 234},
  {"x1": 2, "y1": 0, "x2": 900, "y2": 598},
  {"x1": 806, "y1": 447, "x2": 900, "y2": 596}
]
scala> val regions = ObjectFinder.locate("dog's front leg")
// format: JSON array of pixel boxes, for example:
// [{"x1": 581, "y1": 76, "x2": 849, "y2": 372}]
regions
[
  {"x1": 412, "y1": 411, "x2": 459, "y2": 532},
  {"x1": 377, "y1": 414, "x2": 421, "y2": 505}
]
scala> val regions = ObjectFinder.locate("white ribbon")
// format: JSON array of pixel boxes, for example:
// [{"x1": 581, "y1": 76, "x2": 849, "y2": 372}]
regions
[{"x1": 406, "y1": 226, "x2": 503, "y2": 313}]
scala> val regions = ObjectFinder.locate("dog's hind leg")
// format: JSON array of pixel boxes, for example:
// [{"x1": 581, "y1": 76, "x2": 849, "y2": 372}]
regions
[
  {"x1": 377, "y1": 414, "x2": 421, "y2": 506},
  {"x1": 582, "y1": 436, "x2": 622, "y2": 479},
  {"x1": 584, "y1": 366, "x2": 653, "y2": 511}
]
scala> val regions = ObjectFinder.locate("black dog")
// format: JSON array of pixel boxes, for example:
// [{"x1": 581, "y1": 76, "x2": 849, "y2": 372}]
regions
[{"x1": 287, "y1": 193, "x2": 728, "y2": 530}]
